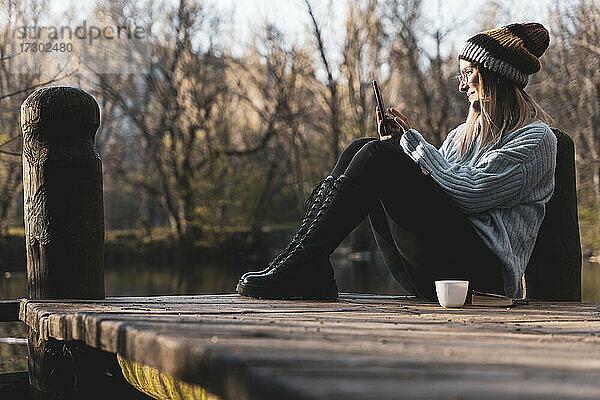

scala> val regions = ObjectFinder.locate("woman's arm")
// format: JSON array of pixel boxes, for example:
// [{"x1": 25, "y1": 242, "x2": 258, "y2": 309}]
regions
[{"x1": 399, "y1": 125, "x2": 557, "y2": 214}]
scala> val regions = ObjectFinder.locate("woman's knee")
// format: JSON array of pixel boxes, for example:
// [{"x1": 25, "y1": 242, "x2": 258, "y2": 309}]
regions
[
  {"x1": 361, "y1": 138, "x2": 401, "y2": 152},
  {"x1": 341, "y1": 137, "x2": 377, "y2": 157},
  {"x1": 332, "y1": 138, "x2": 379, "y2": 177},
  {"x1": 345, "y1": 139, "x2": 419, "y2": 180},
  {"x1": 356, "y1": 139, "x2": 410, "y2": 163}
]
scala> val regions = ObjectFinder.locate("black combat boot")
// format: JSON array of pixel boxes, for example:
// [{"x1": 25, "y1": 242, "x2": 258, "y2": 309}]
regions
[
  {"x1": 237, "y1": 175, "x2": 376, "y2": 300},
  {"x1": 236, "y1": 176, "x2": 335, "y2": 290}
]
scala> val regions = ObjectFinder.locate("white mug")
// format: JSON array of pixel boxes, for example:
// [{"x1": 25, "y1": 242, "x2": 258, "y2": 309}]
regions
[{"x1": 435, "y1": 280, "x2": 469, "y2": 308}]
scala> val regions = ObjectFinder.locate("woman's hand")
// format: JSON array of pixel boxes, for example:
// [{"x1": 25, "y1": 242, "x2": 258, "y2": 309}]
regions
[
  {"x1": 377, "y1": 106, "x2": 411, "y2": 141},
  {"x1": 379, "y1": 107, "x2": 427, "y2": 174},
  {"x1": 387, "y1": 107, "x2": 411, "y2": 131}
]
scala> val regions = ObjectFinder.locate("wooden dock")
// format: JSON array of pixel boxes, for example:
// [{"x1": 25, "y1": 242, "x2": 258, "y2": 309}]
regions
[
  {"x1": 15, "y1": 85, "x2": 591, "y2": 399},
  {"x1": 19, "y1": 293, "x2": 600, "y2": 399}
]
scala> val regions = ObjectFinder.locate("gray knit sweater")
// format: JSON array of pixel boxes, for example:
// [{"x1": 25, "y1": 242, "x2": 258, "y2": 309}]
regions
[{"x1": 399, "y1": 119, "x2": 557, "y2": 298}]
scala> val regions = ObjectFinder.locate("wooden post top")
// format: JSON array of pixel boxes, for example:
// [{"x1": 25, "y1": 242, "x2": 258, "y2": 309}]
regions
[{"x1": 21, "y1": 86, "x2": 100, "y2": 144}]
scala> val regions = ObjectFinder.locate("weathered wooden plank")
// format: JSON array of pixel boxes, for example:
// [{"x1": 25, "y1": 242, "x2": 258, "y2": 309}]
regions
[
  {"x1": 20, "y1": 299, "x2": 600, "y2": 347},
  {"x1": 261, "y1": 365, "x2": 600, "y2": 400},
  {"x1": 19, "y1": 304, "x2": 600, "y2": 333},
  {"x1": 34, "y1": 311, "x2": 600, "y2": 341},
  {"x1": 18, "y1": 297, "x2": 599, "y2": 315}
]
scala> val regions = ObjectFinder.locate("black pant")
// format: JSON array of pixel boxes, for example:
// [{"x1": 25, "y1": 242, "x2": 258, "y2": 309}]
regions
[{"x1": 331, "y1": 138, "x2": 505, "y2": 300}]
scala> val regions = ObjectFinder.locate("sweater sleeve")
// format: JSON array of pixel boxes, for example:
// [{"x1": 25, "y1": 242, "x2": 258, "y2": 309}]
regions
[{"x1": 399, "y1": 125, "x2": 555, "y2": 214}]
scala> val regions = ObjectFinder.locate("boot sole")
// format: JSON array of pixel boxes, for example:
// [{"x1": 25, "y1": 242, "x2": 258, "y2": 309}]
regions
[{"x1": 237, "y1": 280, "x2": 338, "y2": 300}]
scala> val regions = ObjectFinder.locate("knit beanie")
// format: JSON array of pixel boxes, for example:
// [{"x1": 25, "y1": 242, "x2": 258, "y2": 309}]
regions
[{"x1": 458, "y1": 22, "x2": 550, "y2": 88}]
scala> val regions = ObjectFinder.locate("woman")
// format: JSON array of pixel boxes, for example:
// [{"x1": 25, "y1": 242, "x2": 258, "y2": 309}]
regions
[{"x1": 237, "y1": 22, "x2": 557, "y2": 301}]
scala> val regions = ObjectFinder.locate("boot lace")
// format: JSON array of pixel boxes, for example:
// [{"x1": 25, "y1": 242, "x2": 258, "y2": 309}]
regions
[
  {"x1": 268, "y1": 176, "x2": 334, "y2": 267},
  {"x1": 275, "y1": 177, "x2": 343, "y2": 268}
]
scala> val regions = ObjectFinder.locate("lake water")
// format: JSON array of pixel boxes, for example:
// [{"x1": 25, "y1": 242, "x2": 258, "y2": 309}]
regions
[{"x1": 0, "y1": 252, "x2": 407, "y2": 299}]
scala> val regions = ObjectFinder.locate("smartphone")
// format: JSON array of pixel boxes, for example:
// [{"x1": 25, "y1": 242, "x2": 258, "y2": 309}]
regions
[{"x1": 372, "y1": 80, "x2": 387, "y2": 137}]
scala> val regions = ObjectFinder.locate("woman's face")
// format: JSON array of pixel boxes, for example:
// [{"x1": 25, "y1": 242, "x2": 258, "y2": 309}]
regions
[{"x1": 458, "y1": 59, "x2": 481, "y2": 105}]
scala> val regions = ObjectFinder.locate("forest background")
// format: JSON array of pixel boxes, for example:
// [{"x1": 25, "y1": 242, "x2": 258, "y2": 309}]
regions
[{"x1": 1, "y1": 0, "x2": 599, "y2": 266}]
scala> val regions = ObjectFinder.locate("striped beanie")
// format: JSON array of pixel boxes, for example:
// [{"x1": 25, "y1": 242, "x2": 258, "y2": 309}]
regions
[{"x1": 458, "y1": 22, "x2": 550, "y2": 88}]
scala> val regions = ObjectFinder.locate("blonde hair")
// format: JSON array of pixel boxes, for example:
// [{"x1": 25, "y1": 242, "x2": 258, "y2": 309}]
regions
[{"x1": 455, "y1": 66, "x2": 551, "y2": 160}]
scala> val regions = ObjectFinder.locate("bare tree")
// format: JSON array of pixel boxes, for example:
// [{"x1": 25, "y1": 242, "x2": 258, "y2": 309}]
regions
[
  {"x1": 340, "y1": 0, "x2": 386, "y2": 139},
  {"x1": 305, "y1": 0, "x2": 343, "y2": 163},
  {"x1": 225, "y1": 23, "x2": 325, "y2": 241},
  {"x1": 90, "y1": 0, "x2": 322, "y2": 243},
  {"x1": 384, "y1": 0, "x2": 464, "y2": 146}
]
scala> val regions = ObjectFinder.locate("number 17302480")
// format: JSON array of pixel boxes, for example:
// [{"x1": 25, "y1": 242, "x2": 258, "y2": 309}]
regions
[{"x1": 19, "y1": 42, "x2": 73, "y2": 53}]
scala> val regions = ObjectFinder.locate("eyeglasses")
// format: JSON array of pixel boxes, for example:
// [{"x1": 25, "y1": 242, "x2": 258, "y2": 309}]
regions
[{"x1": 454, "y1": 67, "x2": 475, "y2": 84}]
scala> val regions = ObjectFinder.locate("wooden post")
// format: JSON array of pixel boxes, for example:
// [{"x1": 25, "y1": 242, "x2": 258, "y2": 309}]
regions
[
  {"x1": 21, "y1": 86, "x2": 106, "y2": 398},
  {"x1": 525, "y1": 129, "x2": 582, "y2": 301},
  {"x1": 21, "y1": 86, "x2": 104, "y2": 299}
]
